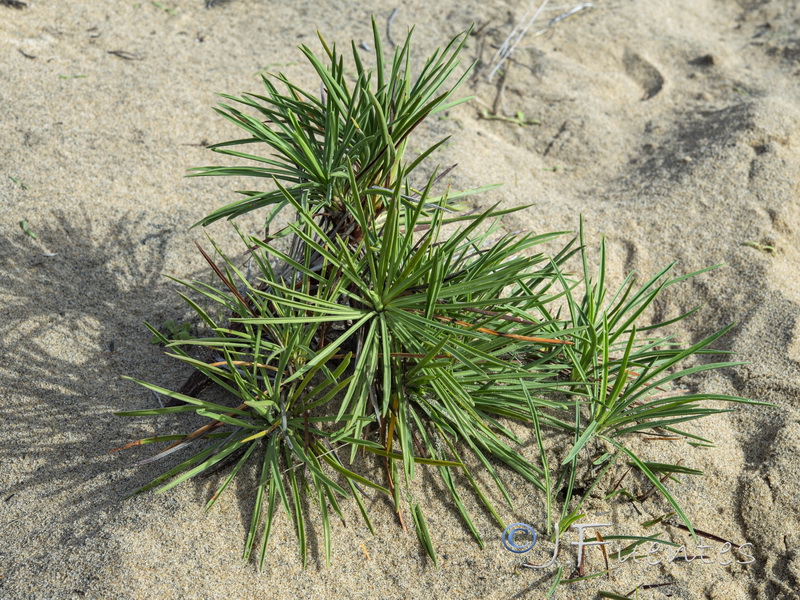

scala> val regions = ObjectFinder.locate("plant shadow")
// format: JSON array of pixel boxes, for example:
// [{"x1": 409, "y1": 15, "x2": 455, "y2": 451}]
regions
[{"x1": 0, "y1": 210, "x2": 214, "y2": 585}]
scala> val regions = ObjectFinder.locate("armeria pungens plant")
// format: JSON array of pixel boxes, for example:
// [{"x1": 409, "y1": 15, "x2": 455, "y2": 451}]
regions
[{"x1": 116, "y1": 18, "x2": 767, "y2": 573}]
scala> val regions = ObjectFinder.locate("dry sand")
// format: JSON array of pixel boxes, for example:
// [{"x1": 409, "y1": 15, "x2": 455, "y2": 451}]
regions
[{"x1": 2, "y1": 0, "x2": 800, "y2": 598}]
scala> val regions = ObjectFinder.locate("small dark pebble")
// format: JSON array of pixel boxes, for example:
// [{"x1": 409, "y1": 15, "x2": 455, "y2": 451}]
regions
[{"x1": 689, "y1": 54, "x2": 716, "y2": 67}]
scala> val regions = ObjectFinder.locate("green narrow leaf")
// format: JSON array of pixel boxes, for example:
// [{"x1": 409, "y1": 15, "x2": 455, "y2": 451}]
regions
[
  {"x1": 545, "y1": 566, "x2": 562, "y2": 598},
  {"x1": 411, "y1": 502, "x2": 437, "y2": 565}
]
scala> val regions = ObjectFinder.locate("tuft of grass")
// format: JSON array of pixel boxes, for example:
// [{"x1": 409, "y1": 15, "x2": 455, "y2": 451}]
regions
[
  {"x1": 189, "y1": 17, "x2": 478, "y2": 227},
  {"x1": 117, "y1": 19, "x2": 768, "y2": 572}
]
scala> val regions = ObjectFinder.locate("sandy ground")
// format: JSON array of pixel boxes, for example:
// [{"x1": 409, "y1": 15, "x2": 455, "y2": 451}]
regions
[{"x1": 2, "y1": 0, "x2": 800, "y2": 598}]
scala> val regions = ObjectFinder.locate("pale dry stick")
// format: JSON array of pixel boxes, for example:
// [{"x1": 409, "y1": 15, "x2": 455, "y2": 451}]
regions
[
  {"x1": 531, "y1": 3, "x2": 594, "y2": 37},
  {"x1": 387, "y1": 8, "x2": 399, "y2": 48},
  {"x1": 487, "y1": 2, "x2": 595, "y2": 81},
  {"x1": 151, "y1": 389, "x2": 165, "y2": 408},
  {"x1": 492, "y1": 60, "x2": 510, "y2": 115},
  {"x1": 487, "y1": 0, "x2": 550, "y2": 81}
]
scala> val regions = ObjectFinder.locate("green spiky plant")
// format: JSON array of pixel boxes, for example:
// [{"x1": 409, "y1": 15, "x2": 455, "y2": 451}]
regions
[{"x1": 117, "y1": 19, "x2": 767, "y2": 571}]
